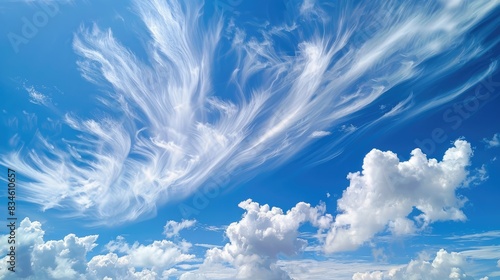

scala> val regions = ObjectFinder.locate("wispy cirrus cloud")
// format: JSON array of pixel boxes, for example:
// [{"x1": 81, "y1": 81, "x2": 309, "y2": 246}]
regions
[
  {"x1": 310, "y1": 130, "x2": 331, "y2": 138},
  {"x1": 1, "y1": 0, "x2": 498, "y2": 224},
  {"x1": 25, "y1": 85, "x2": 52, "y2": 106},
  {"x1": 447, "y1": 231, "x2": 500, "y2": 241}
]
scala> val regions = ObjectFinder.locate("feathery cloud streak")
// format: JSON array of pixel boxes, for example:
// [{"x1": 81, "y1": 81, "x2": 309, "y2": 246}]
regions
[{"x1": 1, "y1": 0, "x2": 498, "y2": 224}]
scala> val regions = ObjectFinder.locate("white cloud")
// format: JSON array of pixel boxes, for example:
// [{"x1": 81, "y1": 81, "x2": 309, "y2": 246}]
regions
[
  {"x1": 497, "y1": 260, "x2": 500, "y2": 268},
  {"x1": 310, "y1": 130, "x2": 331, "y2": 138},
  {"x1": 472, "y1": 164, "x2": 488, "y2": 184},
  {"x1": 204, "y1": 225, "x2": 226, "y2": 232},
  {"x1": 25, "y1": 85, "x2": 51, "y2": 106},
  {"x1": 454, "y1": 246, "x2": 500, "y2": 280},
  {"x1": 483, "y1": 133, "x2": 500, "y2": 148},
  {"x1": 194, "y1": 243, "x2": 220, "y2": 249},
  {"x1": 0, "y1": 218, "x2": 97, "y2": 279},
  {"x1": 353, "y1": 271, "x2": 384, "y2": 280},
  {"x1": 325, "y1": 139, "x2": 472, "y2": 252},
  {"x1": 300, "y1": 0, "x2": 316, "y2": 14},
  {"x1": 179, "y1": 272, "x2": 208, "y2": 280},
  {"x1": 2, "y1": 0, "x2": 498, "y2": 225},
  {"x1": 202, "y1": 199, "x2": 332, "y2": 280},
  {"x1": 180, "y1": 249, "x2": 487, "y2": 280},
  {"x1": 164, "y1": 219, "x2": 196, "y2": 238},
  {"x1": 0, "y1": 218, "x2": 194, "y2": 280},
  {"x1": 87, "y1": 253, "x2": 158, "y2": 280},
  {"x1": 459, "y1": 246, "x2": 500, "y2": 260},
  {"x1": 108, "y1": 239, "x2": 194, "y2": 270},
  {"x1": 446, "y1": 231, "x2": 500, "y2": 241},
  {"x1": 340, "y1": 124, "x2": 357, "y2": 133},
  {"x1": 380, "y1": 96, "x2": 413, "y2": 119},
  {"x1": 281, "y1": 259, "x2": 395, "y2": 280},
  {"x1": 0, "y1": 196, "x2": 494, "y2": 280},
  {"x1": 353, "y1": 249, "x2": 479, "y2": 280}
]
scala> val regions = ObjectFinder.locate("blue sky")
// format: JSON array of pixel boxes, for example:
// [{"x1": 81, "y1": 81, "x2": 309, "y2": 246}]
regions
[{"x1": 1, "y1": 0, "x2": 500, "y2": 279}]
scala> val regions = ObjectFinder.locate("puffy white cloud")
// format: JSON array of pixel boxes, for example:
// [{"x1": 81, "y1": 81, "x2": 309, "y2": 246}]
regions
[
  {"x1": 280, "y1": 259, "x2": 395, "y2": 280},
  {"x1": 203, "y1": 199, "x2": 332, "y2": 279},
  {"x1": 0, "y1": 218, "x2": 97, "y2": 279},
  {"x1": 326, "y1": 140, "x2": 472, "y2": 252},
  {"x1": 105, "y1": 238, "x2": 194, "y2": 271},
  {"x1": 353, "y1": 271, "x2": 384, "y2": 280},
  {"x1": 0, "y1": 218, "x2": 193, "y2": 280},
  {"x1": 32, "y1": 234, "x2": 98, "y2": 279},
  {"x1": 389, "y1": 249, "x2": 474, "y2": 280},
  {"x1": 164, "y1": 219, "x2": 196, "y2": 238},
  {"x1": 483, "y1": 133, "x2": 500, "y2": 148},
  {"x1": 86, "y1": 253, "x2": 158, "y2": 280},
  {"x1": 353, "y1": 249, "x2": 478, "y2": 280}
]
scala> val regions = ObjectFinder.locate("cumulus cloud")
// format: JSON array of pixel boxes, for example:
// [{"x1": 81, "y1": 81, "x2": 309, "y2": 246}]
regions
[
  {"x1": 202, "y1": 199, "x2": 332, "y2": 279},
  {"x1": 0, "y1": 218, "x2": 194, "y2": 280},
  {"x1": 86, "y1": 253, "x2": 158, "y2": 280},
  {"x1": 325, "y1": 139, "x2": 473, "y2": 252},
  {"x1": 105, "y1": 237, "x2": 194, "y2": 271},
  {"x1": 353, "y1": 249, "x2": 478, "y2": 280},
  {"x1": 483, "y1": 133, "x2": 500, "y2": 148},
  {"x1": 279, "y1": 259, "x2": 394, "y2": 280},
  {"x1": 0, "y1": 193, "x2": 490, "y2": 280},
  {"x1": 164, "y1": 219, "x2": 196, "y2": 238},
  {"x1": 1, "y1": 0, "x2": 498, "y2": 225},
  {"x1": 0, "y1": 218, "x2": 97, "y2": 279},
  {"x1": 0, "y1": 211, "x2": 334, "y2": 280}
]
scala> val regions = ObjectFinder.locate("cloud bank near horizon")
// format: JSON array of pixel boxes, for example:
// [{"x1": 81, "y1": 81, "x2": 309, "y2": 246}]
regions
[{"x1": 0, "y1": 137, "x2": 492, "y2": 279}]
